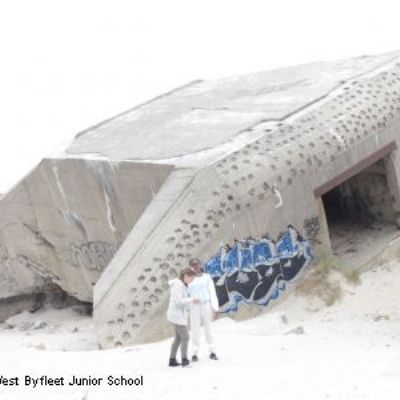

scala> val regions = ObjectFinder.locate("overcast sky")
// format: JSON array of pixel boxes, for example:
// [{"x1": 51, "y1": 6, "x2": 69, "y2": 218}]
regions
[{"x1": 0, "y1": 0, "x2": 399, "y2": 193}]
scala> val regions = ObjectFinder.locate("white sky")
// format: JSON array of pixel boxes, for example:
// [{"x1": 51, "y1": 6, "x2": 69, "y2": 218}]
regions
[{"x1": 0, "y1": 0, "x2": 399, "y2": 193}]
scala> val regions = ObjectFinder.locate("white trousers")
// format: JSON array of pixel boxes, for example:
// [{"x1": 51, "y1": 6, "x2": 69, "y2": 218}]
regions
[{"x1": 190, "y1": 303, "x2": 215, "y2": 355}]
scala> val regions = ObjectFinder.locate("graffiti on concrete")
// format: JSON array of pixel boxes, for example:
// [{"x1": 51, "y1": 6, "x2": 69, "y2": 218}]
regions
[
  {"x1": 69, "y1": 241, "x2": 118, "y2": 272},
  {"x1": 204, "y1": 225, "x2": 313, "y2": 313},
  {"x1": 303, "y1": 216, "x2": 321, "y2": 246}
]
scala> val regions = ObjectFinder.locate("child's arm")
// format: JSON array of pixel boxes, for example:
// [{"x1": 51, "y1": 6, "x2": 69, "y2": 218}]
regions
[{"x1": 207, "y1": 274, "x2": 220, "y2": 312}]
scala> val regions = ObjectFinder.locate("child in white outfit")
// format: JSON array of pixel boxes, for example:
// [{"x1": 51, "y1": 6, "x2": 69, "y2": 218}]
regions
[{"x1": 188, "y1": 258, "x2": 219, "y2": 361}]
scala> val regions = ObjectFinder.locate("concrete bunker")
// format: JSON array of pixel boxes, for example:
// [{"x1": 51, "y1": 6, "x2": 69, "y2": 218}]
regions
[{"x1": 1, "y1": 51, "x2": 400, "y2": 348}]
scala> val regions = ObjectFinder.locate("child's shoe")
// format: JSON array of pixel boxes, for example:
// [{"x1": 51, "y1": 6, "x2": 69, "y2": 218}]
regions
[
  {"x1": 210, "y1": 352, "x2": 218, "y2": 360},
  {"x1": 169, "y1": 358, "x2": 181, "y2": 367},
  {"x1": 181, "y1": 358, "x2": 190, "y2": 367}
]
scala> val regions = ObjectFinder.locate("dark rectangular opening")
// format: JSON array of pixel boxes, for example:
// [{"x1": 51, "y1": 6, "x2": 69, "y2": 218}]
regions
[{"x1": 321, "y1": 157, "x2": 399, "y2": 265}]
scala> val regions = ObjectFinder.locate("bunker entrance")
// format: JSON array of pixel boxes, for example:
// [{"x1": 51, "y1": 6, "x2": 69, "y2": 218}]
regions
[{"x1": 321, "y1": 158, "x2": 399, "y2": 266}]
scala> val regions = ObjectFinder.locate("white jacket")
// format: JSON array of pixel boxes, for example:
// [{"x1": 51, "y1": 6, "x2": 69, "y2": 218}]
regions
[
  {"x1": 166, "y1": 279, "x2": 194, "y2": 326},
  {"x1": 188, "y1": 273, "x2": 219, "y2": 312}
]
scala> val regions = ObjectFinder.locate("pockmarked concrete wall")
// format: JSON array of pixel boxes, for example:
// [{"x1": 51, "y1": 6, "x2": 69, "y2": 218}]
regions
[{"x1": 93, "y1": 54, "x2": 400, "y2": 348}]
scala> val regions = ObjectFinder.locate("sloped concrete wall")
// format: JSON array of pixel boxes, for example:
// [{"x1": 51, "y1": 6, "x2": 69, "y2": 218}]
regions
[
  {"x1": 0, "y1": 158, "x2": 172, "y2": 302},
  {"x1": 93, "y1": 156, "x2": 320, "y2": 348}
]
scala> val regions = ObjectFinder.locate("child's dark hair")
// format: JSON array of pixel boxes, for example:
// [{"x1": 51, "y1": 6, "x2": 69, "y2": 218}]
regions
[
  {"x1": 189, "y1": 258, "x2": 203, "y2": 271},
  {"x1": 189, "y1": 258, "x2": 201, "y2": 267},
  {"x1": 179, "y1": 267, "x2": 196, "y2": 281}
]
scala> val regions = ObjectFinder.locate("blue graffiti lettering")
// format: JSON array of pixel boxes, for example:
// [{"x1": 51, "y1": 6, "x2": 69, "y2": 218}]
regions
[{"x1": 204, "y1": 225, "x2": 313, "y2": 313}]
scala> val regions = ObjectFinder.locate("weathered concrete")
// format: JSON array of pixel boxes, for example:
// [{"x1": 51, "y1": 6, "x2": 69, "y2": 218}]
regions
[
  {"x1": 67, "y1": 51, "x2": 400, "y2": 166},
  {"x1": 92, "y1": 51, "x2": 400, "y2": 348},
  {"x1": 2, "y1": 50, "x2": 400, "y2": 348},
  {"x1": 0, "y1": 158, "x2": 172, "y2": 302}
]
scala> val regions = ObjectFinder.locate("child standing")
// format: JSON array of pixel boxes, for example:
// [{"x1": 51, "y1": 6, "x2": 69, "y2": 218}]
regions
[
  {"x1": 188, "y1": 258, "x2": 219, "y2": 362},
  {"x1": 167, "y1": 267, "x2": 199, "y2": 367}
]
